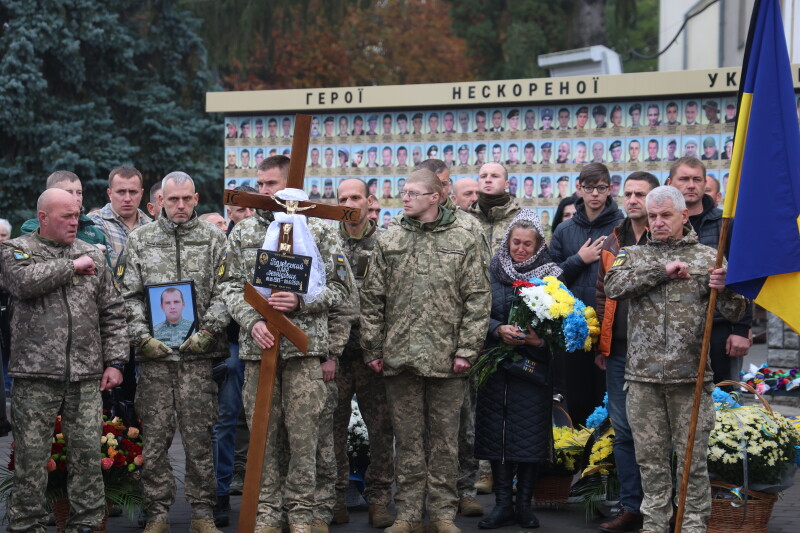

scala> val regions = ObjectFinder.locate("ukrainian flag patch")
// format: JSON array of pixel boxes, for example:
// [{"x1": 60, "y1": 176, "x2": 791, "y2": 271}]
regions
[
  {"x1": 612, "y1": 250, "x2": 628, "y2": 267},
  {"x1": 13, "y1": 249, "x2": 29, "y2": 260}
]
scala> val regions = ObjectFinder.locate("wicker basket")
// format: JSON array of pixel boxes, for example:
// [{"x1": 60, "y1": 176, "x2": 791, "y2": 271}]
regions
[
  {"x1": 705, "y1": 381, "x2": 779, "y2": 533},
  {"x1": 53, "y1": 498, "x2": 109, "y2": 533},
  {"x1": 707, "y1": 480, "x2": 777, "y2": 533},
  {"x1": 532, "y1": 474, "x2": 573, "y2": 506}
]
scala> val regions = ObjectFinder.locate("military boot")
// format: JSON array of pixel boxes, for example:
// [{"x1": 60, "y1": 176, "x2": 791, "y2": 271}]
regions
[
  {"x1": 288, "y1": 524, "x2": 311, "y2": 533},
  {"x1": 310, "y1": 519, "x2": 329, "y2": 533},
  {"x1": 369, "y1": 502, "x2": 394, "y2": 528},
  {"x1": 332, "y1": 491, "x2": 349, "y2": 524},
  {"x1": 384, "y1": 520, "x2": 425, "y2": 533},
  {"x1": 458, "y1": 495, "x2": 484, "y2": 517},
  {"x1": 254, "y1": 526, "x2": 282, "y2": 533},
  {"x1": 189, "y1": 517, "x2": 223, "y2": 533},
  {"x1": 213, "y1": 494, "x2": 230, "y2": 527},
  {"x1": 143, "y1": 522, "x2": 172, "y2": 533},
  {"x1": 428, "y1": 519, "x2": 462, "y2": 533},
  {"x1": 475, "y1": 471, "x2": 493, "y2": 494}
]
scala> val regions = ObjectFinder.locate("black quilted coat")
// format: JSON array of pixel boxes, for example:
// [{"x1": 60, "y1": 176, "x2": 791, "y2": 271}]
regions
[{"x1": 474, "y1": 275, "x2": 553, "y2": 463}]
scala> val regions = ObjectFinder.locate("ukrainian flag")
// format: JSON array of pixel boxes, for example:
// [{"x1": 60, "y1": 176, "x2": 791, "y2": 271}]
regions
[{"x1": 723, "y1": 0, "x2": 800, "y2": 333}]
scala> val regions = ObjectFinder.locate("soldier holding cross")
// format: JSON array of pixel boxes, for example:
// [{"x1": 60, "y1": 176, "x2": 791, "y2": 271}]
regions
[{"x1": 221, "y1": 155, "x2": 352, "y2": 533}]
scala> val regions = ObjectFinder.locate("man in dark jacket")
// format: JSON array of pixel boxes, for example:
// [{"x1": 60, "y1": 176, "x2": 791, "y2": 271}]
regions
[
  {"x1": 550, "y1": 163, "x2": 623, "y2": 427},
  {"x1": 666, "y1": 157, "x2": 752, "y2": 383}
]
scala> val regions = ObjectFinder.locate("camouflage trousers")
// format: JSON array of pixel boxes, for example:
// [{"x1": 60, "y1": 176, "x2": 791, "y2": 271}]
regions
[
  {"x1": 243, "y1": 357, "x2": 325, "y2": 526},
  {"x1": 135, "y1": 360, "x2": 218, "y2": 522},
  {"x1": 313, "y1": 379, "x2": 338, "y2": 523},
  {"x1": 456, "y1": 377, "x2": 479, "y2": 498},
  {"x1": 384, "y1": 373, "x2": 466, "y2": 522},
  {"x1": 332, "y1": 353, "x2": 394, "y2": 505},
  {"x1": 626, "y1": 381, "x2": 715, "y2": 533},
  {"x1": 9, "y1": 379, "x2": 105, "y2": 533}
]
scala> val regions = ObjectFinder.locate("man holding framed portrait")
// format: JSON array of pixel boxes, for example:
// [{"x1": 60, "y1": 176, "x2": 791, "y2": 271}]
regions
[{"x1": 119, "y1": 171, "x2": 229, "y2": 533}]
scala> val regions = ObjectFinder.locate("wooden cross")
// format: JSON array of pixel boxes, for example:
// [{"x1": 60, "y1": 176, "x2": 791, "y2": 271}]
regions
[{"x1": 223, "y1": 114, "x2": 360, "y2": 533}]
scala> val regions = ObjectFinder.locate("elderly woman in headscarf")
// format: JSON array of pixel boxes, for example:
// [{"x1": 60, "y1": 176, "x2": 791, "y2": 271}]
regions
[{"x1": 474, "y1": 210, "x2": 563, "y2": 530}]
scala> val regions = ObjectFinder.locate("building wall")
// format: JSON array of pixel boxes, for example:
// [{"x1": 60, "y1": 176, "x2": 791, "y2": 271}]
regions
[{"x1": 659, "y1": 0, "x2": 796, "y2": 72}]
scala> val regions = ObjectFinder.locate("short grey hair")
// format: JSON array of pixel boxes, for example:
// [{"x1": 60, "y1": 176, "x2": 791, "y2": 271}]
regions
[
  {"x1": 161, "y1": 171, "x2": 194, "y2": 190},
  {"x1": 647, "y1": 185, "x2": 686, "y2": 211},
  {"x1": 0, "y1": 218, "x2": 11, "y2": 234}
]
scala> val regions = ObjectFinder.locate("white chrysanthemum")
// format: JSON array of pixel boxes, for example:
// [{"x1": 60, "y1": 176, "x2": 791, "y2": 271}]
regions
[{"x1": 519, "y1": 285, "x2": 555, "y2": 323}]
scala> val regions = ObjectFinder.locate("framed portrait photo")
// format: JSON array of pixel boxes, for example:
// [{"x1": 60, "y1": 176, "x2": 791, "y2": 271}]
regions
[{"x1": 145, "y1": 281, "x2": 198, "y2": 348}]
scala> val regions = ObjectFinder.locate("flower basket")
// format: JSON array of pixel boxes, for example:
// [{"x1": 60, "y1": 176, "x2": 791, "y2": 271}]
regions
[
  {"x1": 707, "y1": 480, "x2": 777, "y2": 533},
  {"x1": 708, "y1": 381, "x2": 799, "y2": 487},
  {"x1": 705, "y1": 380, "x2": 800, "y2": 532},
  {"x1": 532, "y1": 474, "x2": 573, "y2": 506}
]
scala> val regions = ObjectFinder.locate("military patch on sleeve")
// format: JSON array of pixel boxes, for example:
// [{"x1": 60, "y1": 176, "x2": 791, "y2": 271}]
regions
[
  {"x1": 116, "y1": 263, "x2": 125, "y2": 278},
  {"x1": 12, "y1": 249, "x2": 30, "y2": 261},
  {"x1": 217, "y1": 253, "x2": 227, "y2": 279},
  {"x1": 336, "y1": 254, "x2": 346, "y2": 264},
  {"x1": 336, "y1": 264, "x2": 347, "y2": 283},
  {"x1": 612, "y1": 250, "x2": 628, "y2": 267}
]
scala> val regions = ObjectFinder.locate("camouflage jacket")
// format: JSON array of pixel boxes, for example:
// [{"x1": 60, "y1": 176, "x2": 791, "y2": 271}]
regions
[
  {"x1": 467, "y1": 196, "x2": 522, "y2": 256},
  {"x1": 360, "y1": 206, "x2": 491, "y2": 378},
  {"x1": 221, "y1": 209, "x2": 352, "y2": 361},
  {"x1": 0, "y1": 232, "x2": 128, "y2": 381},
  {"x1": 328, "y1": 220, "x2": 382, "y2": 359},
  {"x1": 604, "y1": 227, "x2": 746, "y2": 384},
  {"x1": 118, "y1": 212, "x2": 229, "y2": 361}
]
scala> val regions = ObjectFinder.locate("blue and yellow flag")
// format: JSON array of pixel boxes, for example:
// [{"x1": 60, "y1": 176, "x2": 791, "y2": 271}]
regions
[{"x1": 723, "y1": 0, "x2": 800, "y2": 333}]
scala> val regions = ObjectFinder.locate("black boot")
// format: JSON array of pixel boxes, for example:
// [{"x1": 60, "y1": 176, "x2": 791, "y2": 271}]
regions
[
  {"x1": 213, "y1": 494, "x2": 230, "y2": 527},
  {"x1": 478, "y1": 461, "x2": 516, "y2": 529},
  {"x1": 515, "y1": 462, "x2": 540, "y2": 528}
]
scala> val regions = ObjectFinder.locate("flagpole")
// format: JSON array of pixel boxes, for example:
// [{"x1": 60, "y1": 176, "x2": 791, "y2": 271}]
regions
[
  {"x1": 674, "y1": 1, "x2": 763, "y2": 528},
  {"x1": 673, "y1": 219, "x2": 730, "y2": 533}
]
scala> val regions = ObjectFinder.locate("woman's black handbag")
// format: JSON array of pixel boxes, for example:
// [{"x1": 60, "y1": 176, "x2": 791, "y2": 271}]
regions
[{"x1": 501, "y1": 353, "x2": 551, "y2": 386}]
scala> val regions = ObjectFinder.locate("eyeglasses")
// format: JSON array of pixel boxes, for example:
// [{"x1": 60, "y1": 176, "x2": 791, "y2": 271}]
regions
[
  {"x1": 581, "y1": 185, "x2": 610, "y2": 194},
  {"x1": 400, "y1": 190, "x2": 435, "y2": 200}
]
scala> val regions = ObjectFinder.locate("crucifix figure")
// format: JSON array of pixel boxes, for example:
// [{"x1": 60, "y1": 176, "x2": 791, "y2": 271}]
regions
[{"x1": 220, "y1": 114, "x2": 357, "y2": 533}]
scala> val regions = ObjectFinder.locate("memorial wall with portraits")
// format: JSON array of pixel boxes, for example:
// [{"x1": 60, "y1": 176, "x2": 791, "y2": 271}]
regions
[{"x1": 222, "y1": 97, "x2": 738, "y2": 226}]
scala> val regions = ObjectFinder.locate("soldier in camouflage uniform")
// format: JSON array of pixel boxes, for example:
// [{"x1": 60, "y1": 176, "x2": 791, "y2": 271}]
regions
[
  {"x1": 467, "y1": 162, "x2": 521, "y2": 256},
  {"x1": 416, "y1": 160, "x2": 484, "y2": 516},
  {"x1": 329, "y1": 178, "x2": 395, "y2": 528},
  {"x1": 311, "y1": 348, "x2": 339, "y2": 532},
  {"x1": 220, "y1": 155, "x2": 351, "y2": 533},
  {"x1": 604, "y1": 186, "x2": 745, "y2": 533},
  {"x1": 1, "y1": 189, "x2": 128, "y2": 533},
  {"x1": 119, "y1": 172, "x2": 229, "y2": 533},
  {"x1": 361, "y1": 169, "x2": 491, "y2": 533}
]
